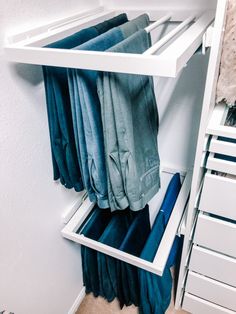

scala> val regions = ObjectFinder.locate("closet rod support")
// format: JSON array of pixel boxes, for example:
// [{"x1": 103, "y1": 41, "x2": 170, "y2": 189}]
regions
[{"x1": 202, "y1": 25, "x2": 214, "y2": 54}]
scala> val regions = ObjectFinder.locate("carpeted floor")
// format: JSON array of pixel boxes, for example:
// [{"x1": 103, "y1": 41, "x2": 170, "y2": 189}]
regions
[
  {"x1": 76, "y1": 266, "x2": 188, "y2": 314},
  {"x1": 76, "y1": 293, "x2": 189, "y2": 314}
]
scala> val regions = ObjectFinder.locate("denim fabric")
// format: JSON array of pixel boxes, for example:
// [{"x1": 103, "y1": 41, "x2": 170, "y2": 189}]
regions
[
  {"x1": 139, "y1": 173, "x2": 182, "y2": 314},
  {"x1": 97, "y1": 29, "x2": 159, "y2": 211},
  {"x1": 46, "y1": 14, "x2": 128, "y2": 49},
  {"x1": 68, "y1": 14, "x2": 149, "y2": 208},
  {"x1": 97, "y1": 210, "x2": 134, "y2": 302},
  {"x1": 43, "y1": 66, "x2": 84, "y2": 191},
  {"x1": 80, "y1": 206, "x2": 112, "y2": 296},
  {"x1": 120, "y1": 14, "x2": 150, "y2": 38},
  {"x1": 101, "y1": 14, "x2": 150, "y2": 211},
  {"x1": 42, "y1": 14, "x2": 128, "y2": 191},
  {"x1": 117, "y1": 205, "x2": 151, "y2": 307}
]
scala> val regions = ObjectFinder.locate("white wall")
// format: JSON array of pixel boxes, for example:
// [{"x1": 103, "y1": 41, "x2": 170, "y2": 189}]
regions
[{"x1": 0, "y1": 1, "x2": 99, "y2": 314}]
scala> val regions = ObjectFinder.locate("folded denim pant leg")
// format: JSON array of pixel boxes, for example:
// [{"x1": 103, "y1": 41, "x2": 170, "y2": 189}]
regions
[
  {"x1": 80, "y1": 206, "x2": 112, "y2": 296},
  {"x1": 118, "y1": 205, "x2": 151, "y2": 307},
  {"x1": 98, "y1": 74, "x2": 129, "y2": 210},
  {"x1": 120, "y1": 13, "x2": 150, "y2": 38},
  {"x1": 68, "y1": 70, "x2": 97, "y2": 201},
  {"x1": 68, "y1": 24, "x2": 132, "y2": 208},
  {"x1": 96, "y1": 14, "x2": 151, "y2": 210},
  {"x1": 97, "y1": 211, "x2": 133, "y2": 302},
  {"x1": 43, "y1": 66, "x2": 81, "y2": 189},
  {"x1": 100, "y1": 30, "x2": 160, "y2": 211},
  {"x1": 51, "y1": 67, "x2": 84, "y2": 191},
  {"x1": 46, "y1": 14, "x2": 128, "y2": 50},
  {"x1": 139, "y1": 173, "x2": 182, "y2": 314},
  {"x1": 42, "y1": 14, "x2": 128, "y2": 191},
  {"x1": 42, "y1": 67, "x2": 61, "y2": 182}
]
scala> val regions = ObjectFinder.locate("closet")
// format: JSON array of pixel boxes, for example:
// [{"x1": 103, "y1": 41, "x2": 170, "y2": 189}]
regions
[{"x1": 2, "y1": 0, "x2": 234, "y2": 313}]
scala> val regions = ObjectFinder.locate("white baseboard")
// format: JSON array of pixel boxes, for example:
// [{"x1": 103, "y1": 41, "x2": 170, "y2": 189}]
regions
[{"x1": 68, "y1": 287, "x2": 86, "y2": 314}]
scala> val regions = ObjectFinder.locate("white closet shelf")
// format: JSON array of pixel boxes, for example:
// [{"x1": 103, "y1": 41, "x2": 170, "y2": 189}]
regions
[
  {"x1": 61, "y1": 168, "x2": 192, "y2": 276},
  {"x1": 4, "y1": 6, "x2": 214, "y2": 77}
]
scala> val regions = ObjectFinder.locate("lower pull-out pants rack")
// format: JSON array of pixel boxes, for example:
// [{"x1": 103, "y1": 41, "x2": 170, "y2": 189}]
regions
[{"x1": 62, "y1": 167, "x2": 192, "y2": 276}]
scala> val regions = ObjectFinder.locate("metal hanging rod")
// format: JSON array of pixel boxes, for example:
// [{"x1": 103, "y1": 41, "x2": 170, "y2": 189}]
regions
[
  {"x1": 4, "y1": 7, "x2": 215, "y2": 77},
  {"x1": 144, "y1": 15, "x2": 195, "y2": 55}
]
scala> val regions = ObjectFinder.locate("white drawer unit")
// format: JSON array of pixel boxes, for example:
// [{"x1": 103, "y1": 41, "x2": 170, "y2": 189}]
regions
[
  {"x1": 189, "y1": 245, "x2": 236, "y2": 287},
  {"x1": 194, "y1": 213, "x2": 236, "y2": 258},
  {"x1": 199, "y1": 173, "x2": 236, "y2": 221},
  {"x1": 183, "y1": 292, "x2": 236, "y2": 314},
  {"x1": 185, "y1": 271, "x2": 236, "y2": 311}
]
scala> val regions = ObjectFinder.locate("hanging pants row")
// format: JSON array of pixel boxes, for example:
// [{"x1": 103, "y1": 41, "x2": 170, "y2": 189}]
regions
[
  {"x1": 42, "y1": 12, "x2": 181, "y2": 314},
  {"x1": 80, "y1": 173, "x2": 183, "y2": 314},
  {"x1": 43, "y1": 13, "x2": 160, "y2": 211}
]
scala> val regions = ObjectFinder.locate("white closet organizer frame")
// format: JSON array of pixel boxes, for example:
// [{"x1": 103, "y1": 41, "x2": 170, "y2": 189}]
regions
[
  {"x1": 4, "y1": 6, "x2": 214, "y2": 77},
  {"x1": 62, "y1": 168, "x2": 192, "y2": 276},
  {"x1": 205, "y1": 103, "x2": 236, "y2": 176},
  {"x1": 175, "y1": 0, "x2": 229, "y2": 309}
]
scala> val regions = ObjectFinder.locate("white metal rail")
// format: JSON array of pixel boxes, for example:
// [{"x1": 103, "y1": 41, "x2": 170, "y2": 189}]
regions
[{"x1": 4, "y1": 7, "x2": 214, "y2": 77}]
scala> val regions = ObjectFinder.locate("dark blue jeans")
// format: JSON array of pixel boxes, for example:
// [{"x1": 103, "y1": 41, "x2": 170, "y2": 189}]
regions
[
  {"x1": 97, "y1": 210, "x2": 134, "y2": 302},
  {"x1": 139, "y1": 173, "x2": 182, "y2": 314},
  {"x1": 80, "y1": 206, "x2": 112, "y2": 296},
  {"x1": 117, "y1": 205, "x2": 151, "y2": 307},
  {"x1": 42, "y1": 14, "x2": 128, "y2": 191}
]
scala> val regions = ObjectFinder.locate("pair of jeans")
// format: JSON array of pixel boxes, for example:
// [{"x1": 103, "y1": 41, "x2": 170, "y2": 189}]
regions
[
  {"x1": 138, "y1": 173, "x2": 182, "y2": 314},
  {"x1": 97, "y1": 29, "x2": 160, "y2": 211},
  {"x1": 117, "y1": 205, "x2": 151, "y2": 308},
  {"x1": 80, "y1": 207, "x2": 112, "y2": 296},
  {"x1": 42, "y1": 14, "x2": 128, "y2": 191},
  {"x1": 68, "y1": 14, "x2": 150, "y2": 207},
  {"x1": 97, "y1": 210, "x2": 134, "y2": 302}
]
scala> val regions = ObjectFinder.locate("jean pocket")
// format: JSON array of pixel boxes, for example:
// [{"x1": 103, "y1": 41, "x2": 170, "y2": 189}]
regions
[
  {"x1": 140, "y1": 165, "x2": 160, "y2": 196},
  {"x1": 124, "y1": 153, "x2": 138, "y2": 200},
  {"x1": 89, "y1": 158, "x2": 104, "y2": 197},
  {"x1": 109, "y1": 152, "x2": 125, "y2": 199}
]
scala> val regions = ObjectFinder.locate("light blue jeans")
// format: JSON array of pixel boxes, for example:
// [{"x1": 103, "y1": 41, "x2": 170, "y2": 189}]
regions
[
  {"x1": 68, "y1": 14, "x2": 149, "y2": 208},
  {"x1": 97, "y1": 29, "x2": 160, "y2": 211}
]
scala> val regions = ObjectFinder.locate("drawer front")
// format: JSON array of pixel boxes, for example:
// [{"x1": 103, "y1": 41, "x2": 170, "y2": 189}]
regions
[
  {"x1": 189, "y1": 245, "x2": 236, "y2": 287},
  {"x1": 185, "y1": 271, "x2": 236, "y2": 311},
  {"x1": 194, "y1": 213, "x2": 236, "y2": 258},
  {"x1": 199, "y1": 173, "x2": 236, "y2": 221},
  {"x1": 209, "y1": 138, "x2": 236, "y2": 158},
  {"x1": 183, "y1": 292, "x2": 236, "y2": 314},
  {"x1": 206, "y1": 157, "x2": 236, "y2": 176}
]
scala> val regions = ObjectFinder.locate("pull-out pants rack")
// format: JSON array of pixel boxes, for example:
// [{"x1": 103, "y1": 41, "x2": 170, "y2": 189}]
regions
[
  {"x1": 62, "y1": 168, "x2": 192, "y2": 276},
  {"x1": 5, "y1": 6, "x2": 214, "y2": 77}
]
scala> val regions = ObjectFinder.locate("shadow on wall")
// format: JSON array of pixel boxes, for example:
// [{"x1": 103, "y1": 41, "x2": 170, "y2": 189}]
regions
[
  {"x1": 154, "y1": 50, "x2": 210, "y2": 164},
  {"x1": 155, "y1": 54, "x2": 208, "y2": 125},
  {"x1": 10, "y1": 62, "x2": 43, "y2": 86}
]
